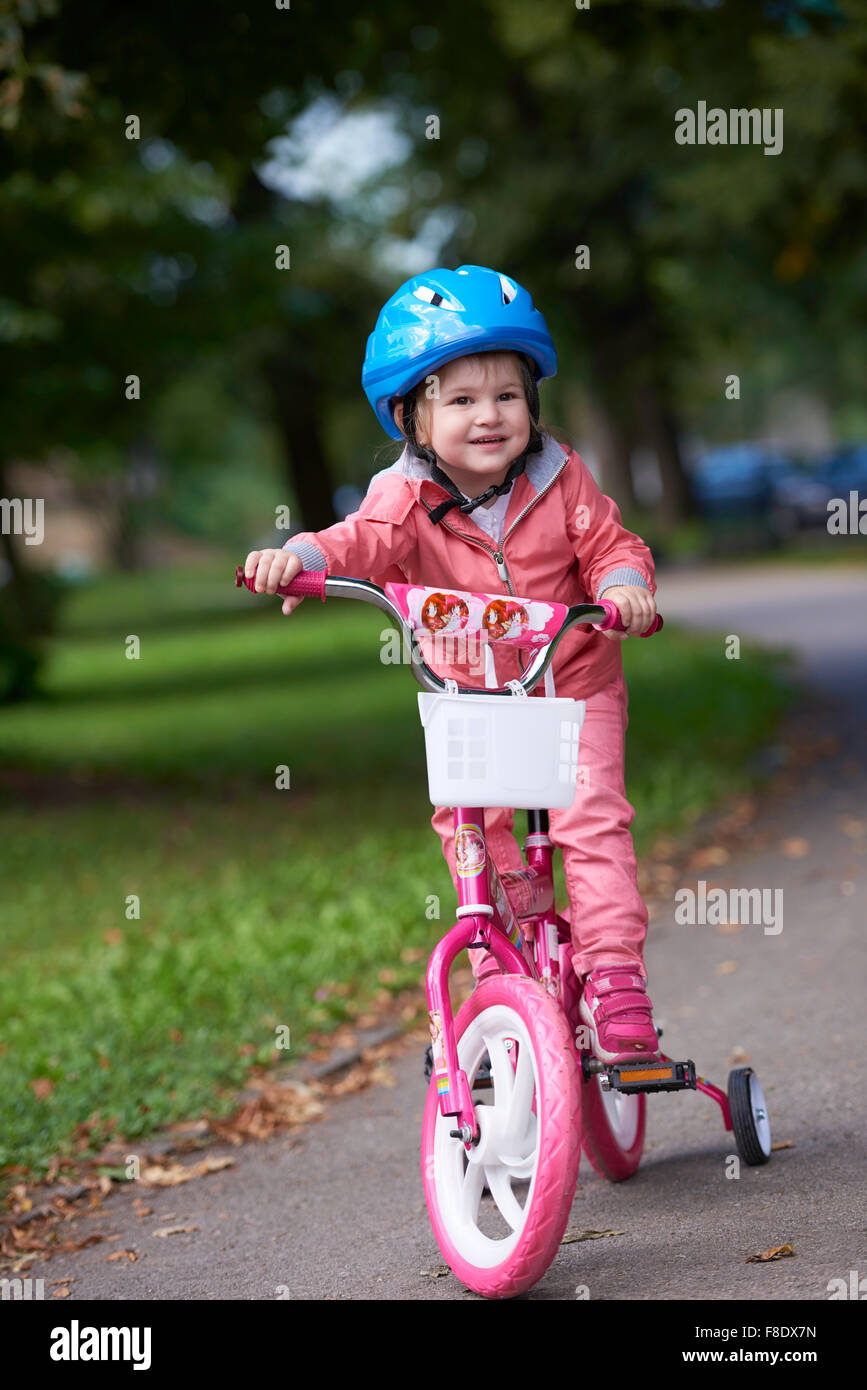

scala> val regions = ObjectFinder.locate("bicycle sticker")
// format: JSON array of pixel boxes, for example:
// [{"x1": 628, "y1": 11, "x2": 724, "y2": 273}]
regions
[
  {"x1": 545, "y1": 921, "x2": 562, "y2": 999},
  {"x1": 429, "y1": 1010, "x2": 450, "y2": 1095},
  {"x1": 455, "y1": 823, "x2": 486, "y2": 877},
  {"x1": 385, "y1": 581, "x2": 566, "y2": 648},
  {"x1": 418, "y1": 591, "x2": 470, "y2": 634}
]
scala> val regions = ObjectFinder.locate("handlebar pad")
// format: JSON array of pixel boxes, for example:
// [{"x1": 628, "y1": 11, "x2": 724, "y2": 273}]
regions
[
  {"x1": 595, "y1": 598, "x2": 663, "y2": 637},
  {"x1": 235, "y1": 565, "x2": 327, "y2": 602}
]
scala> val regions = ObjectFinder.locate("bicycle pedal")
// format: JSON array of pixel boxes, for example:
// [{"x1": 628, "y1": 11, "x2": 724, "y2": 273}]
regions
[{"x1": 585, "y1": 1057, "x2": 697, "y2": 1094}]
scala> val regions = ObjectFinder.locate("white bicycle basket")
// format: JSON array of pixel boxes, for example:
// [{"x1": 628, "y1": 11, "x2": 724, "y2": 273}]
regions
[{"x1": 417, "y1": 687, "x2": 586, "y2": 809}]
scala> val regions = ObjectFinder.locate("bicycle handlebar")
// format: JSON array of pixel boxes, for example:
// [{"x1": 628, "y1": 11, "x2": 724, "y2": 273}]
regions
[{"x1": 234, "y1": 566, "x2": 662, "y2": 697}]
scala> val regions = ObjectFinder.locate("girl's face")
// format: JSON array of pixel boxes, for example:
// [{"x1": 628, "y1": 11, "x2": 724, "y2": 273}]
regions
[{"x1": 397, "y1": 353, "x2": 532, "y2": 499}]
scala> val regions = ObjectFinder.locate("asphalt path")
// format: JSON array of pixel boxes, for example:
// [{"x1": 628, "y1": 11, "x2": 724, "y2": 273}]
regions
[{"x1": 22, "y1": 559, "x2": 867, "y2": 1302}]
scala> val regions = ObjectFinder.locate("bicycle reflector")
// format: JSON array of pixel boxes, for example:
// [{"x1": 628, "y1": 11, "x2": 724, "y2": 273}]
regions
[{"x1": 608, "y1": 1060, "x2": 697, "y2": 1094}]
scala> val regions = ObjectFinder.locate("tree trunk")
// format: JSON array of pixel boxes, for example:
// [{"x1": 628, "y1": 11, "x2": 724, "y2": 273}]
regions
[
  {"x1": 636, "y1": 380, "x2": 694, "y2": 525},
  {"x1": 583, "y1": 392, "x2": 637, "y2": 511},
  {"x1": 109, "y1": 436, "x2": 161, "y2": 571},
  {"x1": 262, "y1": 349, "x2": 337, "y2": 533}
]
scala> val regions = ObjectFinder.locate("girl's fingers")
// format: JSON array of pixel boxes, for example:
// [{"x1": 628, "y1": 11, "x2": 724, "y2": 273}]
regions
[
  {"x1": 244, "y1": 550, "x2": 262, "y2": 579},
  {"x1": 254, "y1": 552, "x2": 275, "y2": 591},
  {"x1": 632, "y1": 598, "x2": 656, "y2": 635},
  {"x1": 265, "y1": 551, "x2": 290, "y2": 592}
]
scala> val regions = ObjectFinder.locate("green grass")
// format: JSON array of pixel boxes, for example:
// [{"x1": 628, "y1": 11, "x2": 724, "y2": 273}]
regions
[{"x1": 0, "y1": 557, "x2": 797, "y2": 1179}]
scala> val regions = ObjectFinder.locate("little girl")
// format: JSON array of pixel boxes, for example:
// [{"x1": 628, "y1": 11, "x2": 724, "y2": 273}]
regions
[{"x1": 245, "y1": 265, "x2": 660, "y2": 1064}]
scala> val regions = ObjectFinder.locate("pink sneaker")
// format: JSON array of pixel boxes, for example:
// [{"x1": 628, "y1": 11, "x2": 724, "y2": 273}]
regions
[{"x1": 578, "y1": 966, "x2": 660, "y2": 1064}]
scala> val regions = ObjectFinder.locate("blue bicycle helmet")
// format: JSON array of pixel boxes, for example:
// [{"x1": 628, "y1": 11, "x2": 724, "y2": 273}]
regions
[{"x1": 362, "y1": 265, "x2": 558, "y2": 440}]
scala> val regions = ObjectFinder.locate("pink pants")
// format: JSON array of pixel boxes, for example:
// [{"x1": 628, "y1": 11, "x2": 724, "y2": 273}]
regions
[{"x1": 430, "y1": 668, "x2": 648, "y2": 983}]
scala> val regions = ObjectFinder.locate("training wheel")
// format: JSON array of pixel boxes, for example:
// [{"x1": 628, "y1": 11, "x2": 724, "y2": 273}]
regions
[{"x1": 727, "y1": 1066, "x2": 772, "y2": 1165}]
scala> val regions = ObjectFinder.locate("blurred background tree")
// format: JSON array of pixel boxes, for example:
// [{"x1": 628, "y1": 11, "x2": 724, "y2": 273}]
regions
[{"x1": 0, "y1": 0, "x2": 864, "y2": 698}]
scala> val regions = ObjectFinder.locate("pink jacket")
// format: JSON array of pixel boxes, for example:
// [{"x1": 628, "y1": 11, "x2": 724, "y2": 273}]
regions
[{"x1": 283, "y1": 432, "x2": 656, "y2": 699}]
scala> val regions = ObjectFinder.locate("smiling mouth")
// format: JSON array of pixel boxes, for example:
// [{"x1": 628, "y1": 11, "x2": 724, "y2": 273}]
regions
[{"x1": 471, "y1": 436, "x2": 506, "y2": 444}]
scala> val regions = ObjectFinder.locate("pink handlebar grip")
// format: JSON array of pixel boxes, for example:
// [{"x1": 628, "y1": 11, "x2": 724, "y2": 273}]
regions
[
  {"x1": 594, "y1": 598, "x2": 663, "y2": 638},
  {"x1": 235, "y1": 565, "x2": 328, "y2": 601}
]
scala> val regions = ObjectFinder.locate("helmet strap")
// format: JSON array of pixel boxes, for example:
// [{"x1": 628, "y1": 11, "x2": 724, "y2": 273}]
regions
[{"x1": 427, "y1": 431, "x2": 543, "y2": 526}]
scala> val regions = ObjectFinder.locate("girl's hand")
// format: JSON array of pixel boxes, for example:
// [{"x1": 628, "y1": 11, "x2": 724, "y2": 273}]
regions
[
  {"x1": 243, "y1": 548, "x2": 305, "y2": 615},
  {"x1": 598, "y1": 585, "x2": 657, "y2": 641}
]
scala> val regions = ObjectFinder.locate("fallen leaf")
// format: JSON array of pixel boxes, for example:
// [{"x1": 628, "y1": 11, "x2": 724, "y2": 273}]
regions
[
  {"x1": 103, "y1": 929, "x2": 123, "y2": 946},
  {"x1": 29, "y1": 1078, "x2": 54, "y2": 1100},
  {"x1": 166, "y1": 1119, "x2": 209, "y2": 1136},
  {"x1": 152, "y1": 1225, "x2": 199, "y2": 1238},
  {"x1": 420, "y1": 1264, "x2": 451, "y2": 1279},
  {"x1": 209, "y1": 1082, "x2": 324, "y2": 1144},
  {"x1": 651, "y1": 863, "x2": 678, "y2": 882},
  {"x1": 57, "y1": 1234, "x2": 105, "y2": 1253},
  {"x1": 48, "y1": 1278, "x2": 76, "y2": 1285},
  {"x1": 51, "y1": 1286, "x2": 71, "y2": 1298},
  {"x1": 780, "y1": 837, "x2": 810, "y2": 859},
  {"x1": 139, "y1": 1155, "x2": 235, "y2": 1187},
  {"x1": 106, "y1": 1249, "x2": 138, "y2": 1262},
  {"x1": 728, "y1": 1045, "x2": 749, "y2": 1064},
  {"x1": 771, "y1": 1140, "x2": 795, "y2": 1151},
  {"x1": 745, "y1": 1243, "x2": 794, "y2": 1263},
  {"x1": 690, "y1": 846, "x2": 730, "y2": 869},
  {"x1": 561, "y1": 1228, "x2": 625, "y2": 1244},
  {"x1": 715, "y1": 960, "x2": 738, "y2": 975},
  {"x1": 651, "y1": 836, "x2": 676, "y2": 860}
]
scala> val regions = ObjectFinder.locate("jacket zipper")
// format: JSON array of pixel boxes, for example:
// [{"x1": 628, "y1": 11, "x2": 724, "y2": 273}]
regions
[
  {"x1": 419, "y1": 458, "x2": 569, "y2": 597},
  {"x1": 500, "y1": 457, "x2": 569, "y2": 547},
  {"x1": 419, "y1": 499, "x2": 516, "y2": 594}
]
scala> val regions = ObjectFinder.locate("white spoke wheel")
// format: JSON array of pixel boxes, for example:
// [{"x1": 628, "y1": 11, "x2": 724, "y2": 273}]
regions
[
  {"x1": 421, "y1": 976, "x2": 581, "y2": 1299},
  {"x1": 728, "y1": 1067, "x2": 772, "y2": 1165}
]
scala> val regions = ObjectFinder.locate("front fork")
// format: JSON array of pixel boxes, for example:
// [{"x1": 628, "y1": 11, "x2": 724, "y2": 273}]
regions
[
  {"x1": 425, "y1": 806, "x2": 560, "y2": 1139},
  {"x1": 425, "y1": 914, "x2": 530, "y2": 1138}
]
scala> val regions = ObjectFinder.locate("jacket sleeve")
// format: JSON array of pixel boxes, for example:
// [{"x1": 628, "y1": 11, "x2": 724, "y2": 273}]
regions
[
  {"x1": 281, "y1": 475, "x2": 417, "y2": 579},
  {"x1": 563, "y1": 450, "x2": 656, "y2": 600}
]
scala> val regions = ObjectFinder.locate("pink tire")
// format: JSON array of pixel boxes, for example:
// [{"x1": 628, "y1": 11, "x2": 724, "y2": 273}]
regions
[
  {"x1": 580, "y1": 1074, "x2": 646, "y2": 1181},
  {"x1": 421, "y1": 975, "x2": 581, "y2": 1299},
  {"x1": 555, "y1": 946, "x2": 645, "y2": 1182}
]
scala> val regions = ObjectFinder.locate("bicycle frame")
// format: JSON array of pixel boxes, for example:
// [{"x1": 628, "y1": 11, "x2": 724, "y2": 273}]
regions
[
  {"x1": 425, "y1": 803, "x2": 568, "y2": 1135},
  {"x1": 234, "y1": 567, "x2": 745, "y2": 1168}
]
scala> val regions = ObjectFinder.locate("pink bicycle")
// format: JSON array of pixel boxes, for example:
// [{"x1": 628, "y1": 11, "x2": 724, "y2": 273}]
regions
[{"x1": 236, "y1": 565, "x2": 773, "y2": 1299}]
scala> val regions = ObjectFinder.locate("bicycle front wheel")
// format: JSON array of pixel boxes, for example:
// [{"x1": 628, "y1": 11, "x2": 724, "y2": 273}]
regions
[{"x1": 421, "y1": 975, "x2": 581, "y2": 1299}]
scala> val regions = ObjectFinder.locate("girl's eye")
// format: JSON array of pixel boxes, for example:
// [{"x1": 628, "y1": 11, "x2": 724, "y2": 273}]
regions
[{"x1": 450, "y1": 392, "x2": 517, "y2": 404}]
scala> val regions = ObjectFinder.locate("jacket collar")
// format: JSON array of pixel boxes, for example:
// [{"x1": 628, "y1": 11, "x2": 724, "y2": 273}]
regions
[{"x1": 369, "y1": 430, "x2": 569, "y2": 538}]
